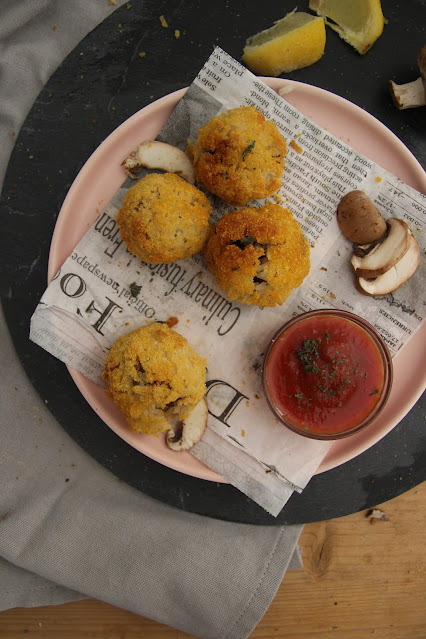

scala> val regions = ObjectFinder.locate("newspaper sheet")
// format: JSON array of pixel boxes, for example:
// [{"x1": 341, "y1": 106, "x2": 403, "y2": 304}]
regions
[{"x1": 30, "y1": 48, "x2": 426, "y2": 516}]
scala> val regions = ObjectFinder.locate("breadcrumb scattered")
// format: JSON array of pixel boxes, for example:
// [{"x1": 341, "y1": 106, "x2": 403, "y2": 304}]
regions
[
  {"x1": 159, "y1": 15, "x2": 168, "y2": 28},
  {"x1": 290, "y1": 139, "x2": 303, "y2": 154}
]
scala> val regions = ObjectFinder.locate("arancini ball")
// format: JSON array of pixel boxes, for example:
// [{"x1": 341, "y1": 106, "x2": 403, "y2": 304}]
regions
[
  {"x1": 116, "y1": 172, "x2": 212, "y2": 264},
  {"x1": 205, "y1": 203, "x2": 310, "y2": 306},
  {"x1": 190, "y1": 106, "x2": 286, "y2": 206}
]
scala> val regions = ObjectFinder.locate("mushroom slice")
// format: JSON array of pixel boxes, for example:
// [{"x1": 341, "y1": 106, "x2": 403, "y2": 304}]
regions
[
  {"x1": 123, "y1": 140, "x2": 195, "y2": 184},
  {"x1": 357, "y1": 234, "x2": 420, "y2": 296},
  {"x1": 166, "y1": 397, "x2": 208, "y2": 451},
  {"x1": 351, "y1": 218, "x2": 411, "y2": 279}
]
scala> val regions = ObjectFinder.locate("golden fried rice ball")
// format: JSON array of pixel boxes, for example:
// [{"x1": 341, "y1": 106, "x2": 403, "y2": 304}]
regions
[
  {"x1": 190, "y1": 106, "x2": 286, "y2": 206},
  {"x1": 103, "y1": 323, "x2": 207, "y2": 436},
  {"x1": 205, "y1": 204, "x2": 310, "y2": 307},
  {"x1": 116, "y1": 173, "x2": 212, "y2": 264}
]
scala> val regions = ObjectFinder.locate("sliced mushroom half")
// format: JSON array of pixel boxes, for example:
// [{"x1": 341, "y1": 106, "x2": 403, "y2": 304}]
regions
[
  {"x1": 357, "y1": 233, "x2": 420, "y2": 296},
  {"x1": 123, "y1": 140, "x2": 195, "y2": 183},
  {"x1": 166, "y1": 397, "x2": 208, "y2": 451},
  {"x1": 351, "y1": 218, "x2": 411, "y2": 279}
]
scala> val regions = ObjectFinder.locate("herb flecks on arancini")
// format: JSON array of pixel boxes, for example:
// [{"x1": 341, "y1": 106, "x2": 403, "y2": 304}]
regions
[
  {"x1": 205, "y1": 203, "x2": 310, "y2": 307},
  {"x1": 190, "y1": 106, "x2": 286, "y2": 206}
]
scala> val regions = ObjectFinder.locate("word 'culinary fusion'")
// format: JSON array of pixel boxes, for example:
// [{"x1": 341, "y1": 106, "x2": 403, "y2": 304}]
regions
[
  {"x1": 103, "y1": 323, "x2": 208, "y2": 449},
  {"x1": 189, "y1": 105, "x2": 287, "y2": 206},
  {"x1": 205, "y1": 204, "x2": 310, "y2": 307}
]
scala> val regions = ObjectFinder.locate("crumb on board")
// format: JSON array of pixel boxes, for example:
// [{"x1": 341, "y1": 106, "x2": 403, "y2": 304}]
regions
[
  {"x1": 159, "y1": 15, "x2": 168, "y2": 28},
  {"x1": 366, "y1": 508, "x2": 389, "y2": 523}
]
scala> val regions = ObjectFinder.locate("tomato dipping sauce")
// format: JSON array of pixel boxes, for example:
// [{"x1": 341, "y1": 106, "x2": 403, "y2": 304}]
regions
[{"x1": 262, "y1": 310, "x2": 393, "y2": 439}]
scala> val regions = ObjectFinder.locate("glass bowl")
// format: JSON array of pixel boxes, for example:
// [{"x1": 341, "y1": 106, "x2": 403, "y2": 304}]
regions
[{"x1": 262, "y1": 309, "x2": 393, "y2": 440}]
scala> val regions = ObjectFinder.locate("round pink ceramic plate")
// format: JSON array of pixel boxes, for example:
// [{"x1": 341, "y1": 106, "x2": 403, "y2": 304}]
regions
[{"x1": 48, "y1": 79, "x2": 426, "y2": 481}]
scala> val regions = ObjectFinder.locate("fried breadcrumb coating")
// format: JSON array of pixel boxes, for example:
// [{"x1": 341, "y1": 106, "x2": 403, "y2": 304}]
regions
[
  {"x1": 190, "y1": 106, "x2": 286, "y2": 206},
  {"x1": 103, "y1": 323, "x2": 207, "y2": 436},
  {"x1": 117, "y1": 173, "x2": 212, "y2": 264},
  {"x1": 205, "y1": 204, "x2": 310, "y2": 307}
]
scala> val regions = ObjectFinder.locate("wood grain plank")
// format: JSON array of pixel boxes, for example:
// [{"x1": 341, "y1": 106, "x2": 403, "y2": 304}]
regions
[{"x1": 1, "y1": 482, "x2": 425, "y2": 639}]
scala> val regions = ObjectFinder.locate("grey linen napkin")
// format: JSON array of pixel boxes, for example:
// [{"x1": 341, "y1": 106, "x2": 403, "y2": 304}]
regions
[{"x1": 0, "y1": 2, "x2": 303, "y2": 638}]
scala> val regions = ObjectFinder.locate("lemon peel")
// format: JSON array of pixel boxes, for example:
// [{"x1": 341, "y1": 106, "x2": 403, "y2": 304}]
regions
[
  {"x1": 309, "y1": 0, "x2": 385, "y2": 54},
  {"x1": 242, "y1": 10, "x2": 326, "y2": 76}
]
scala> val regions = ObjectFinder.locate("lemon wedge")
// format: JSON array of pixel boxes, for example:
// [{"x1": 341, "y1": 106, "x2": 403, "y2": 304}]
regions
[
  {"x1": 309, "y1": 0, "x2": 385, "y2": 54},
  {"x1": 242, "y1": 10, "x2": 326, "y2": 76}
]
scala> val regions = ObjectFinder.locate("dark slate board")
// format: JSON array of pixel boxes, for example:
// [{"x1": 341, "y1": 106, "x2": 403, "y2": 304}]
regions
[{"x1": 0, "y1": 0, "x2": 425, "y2": 525}]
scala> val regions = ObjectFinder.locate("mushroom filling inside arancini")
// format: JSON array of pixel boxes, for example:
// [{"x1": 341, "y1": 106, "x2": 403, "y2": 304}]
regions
[{"x1": 231, "y1": 238, "x2": 272, "y2": 289}]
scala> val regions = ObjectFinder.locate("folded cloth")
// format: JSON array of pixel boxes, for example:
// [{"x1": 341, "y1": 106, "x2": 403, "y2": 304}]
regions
[
  {"x1": 0, "y1": 304, "x2": 302, "y2": 637},
  {"x1": 0, "y1": 3, "x2": 303, "y2": 638}
]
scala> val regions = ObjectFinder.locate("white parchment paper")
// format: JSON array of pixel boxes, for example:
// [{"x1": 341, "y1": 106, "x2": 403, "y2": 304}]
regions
[{"x1": 30, "y1": 48, "x2": 426, "y2": 516}]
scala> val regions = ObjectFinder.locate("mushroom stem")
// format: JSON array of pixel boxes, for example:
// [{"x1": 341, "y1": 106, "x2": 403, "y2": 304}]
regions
[
  {"x1": 389, "y1": 77, "x2": 425, "y2": 110},
  {"x1": 389, "y1": 44, "x2": 426, "y2": 110},
  {"x1": 123, "y1": 141, "x2": 196, "y2": 183}
]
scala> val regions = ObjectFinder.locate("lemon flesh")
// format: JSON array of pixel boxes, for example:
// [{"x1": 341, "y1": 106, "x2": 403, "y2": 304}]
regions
[
  {"x1": 309, "y1": 0, "x2": 385, "y2": 54},
  {"x1": 242, "y1": 11, "x2": 326, "y2": 76}
]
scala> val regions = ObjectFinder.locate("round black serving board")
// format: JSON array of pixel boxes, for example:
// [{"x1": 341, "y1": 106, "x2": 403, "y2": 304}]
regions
[{"x1": 1, "y1": 0, "x2": 425, "y2": 525}]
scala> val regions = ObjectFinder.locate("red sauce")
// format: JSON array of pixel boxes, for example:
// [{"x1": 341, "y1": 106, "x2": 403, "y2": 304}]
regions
[{"x1": 264, "y1": 315, "x2": 386, "y2": 436}]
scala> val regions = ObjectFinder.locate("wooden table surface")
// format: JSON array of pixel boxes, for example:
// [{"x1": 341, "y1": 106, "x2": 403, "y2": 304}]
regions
[{"x1": 1, "y1": 481, "x2": 425, "y2": 639}]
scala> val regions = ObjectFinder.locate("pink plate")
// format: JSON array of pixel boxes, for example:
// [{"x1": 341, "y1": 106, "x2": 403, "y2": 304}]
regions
[{"x1": 48, "y1": 80, "x2": 426, "y2": 481}]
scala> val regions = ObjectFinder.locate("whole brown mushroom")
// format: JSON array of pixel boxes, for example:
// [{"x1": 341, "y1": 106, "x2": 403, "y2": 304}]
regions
[{"x1": 337, "y1": 190, "x2": 387, "y2": 244}]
